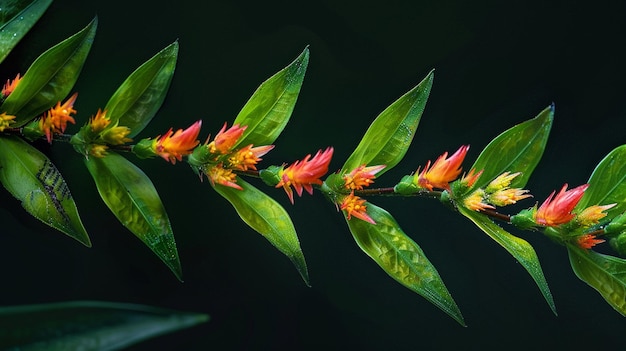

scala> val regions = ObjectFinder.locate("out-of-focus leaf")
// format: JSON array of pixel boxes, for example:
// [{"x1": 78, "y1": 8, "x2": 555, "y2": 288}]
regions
[
  {"x1": 212, "y1": 178, "x2": 309, "y2": 285},
  {"x1": 342, "y1": 70, "x2": 433, "y2": 176},
  {"x1": 575, "y1": 144, "x2": 626, "y2": 219},
  {"x1": 567, "y1": 245, "x2": 626, "y2": 315},
  {"x1": 85, "y1": 152, "x2": 182, "y2": 281},
  {"x1": 104, "y1": 41, "x2": 178, "y2": 138},
  {"x1": 345, "y1": 202, "x2": 464, "y2": 326},
  {"x1": 467, "y1": 105, "x2": 553, "y2": 194},
  {"x1": 0, "y1": 0, "x2": 53, "y2": 64},
  {"x1": 0, "y1": 17, "x2": 97, "y2": 125},
  {"x1": 0, "y1": 300, "x2": 209, "y2": 350},
  {"x1": 0, "y1": 135, "x2": 90, "y2": 246},
  {"x1": 458, "y1": 206, "x2": 556, "y2": 314},
  {"x1": 232, "y1": 47, "x2": 309, "y2": 148}
]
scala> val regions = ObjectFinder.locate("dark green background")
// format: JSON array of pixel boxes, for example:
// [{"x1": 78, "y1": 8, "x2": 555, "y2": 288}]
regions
[{"x1": 1, "y1": 0, "x2": 625, "y2": 349}]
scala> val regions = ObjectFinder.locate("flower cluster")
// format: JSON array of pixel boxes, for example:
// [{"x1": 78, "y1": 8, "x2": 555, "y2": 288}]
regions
[
  {"x1": 339, "y1": 164, "x2": 385, "y2": 224},
  {"x1": 416, "y1": 145, "x2": 469, "y2": 191},
  {"x1": 71, "y1": 107, "x2": 134, "y2": 158},
  {"x1": 274, "y1": 147, "x2": 334, "y2": 203},
  {"x1": 463, "y1": 171, "x2": 532, "y2": 211}
]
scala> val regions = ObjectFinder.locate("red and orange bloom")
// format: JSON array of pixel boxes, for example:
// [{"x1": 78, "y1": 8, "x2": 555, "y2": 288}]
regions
[
  {"x1": 228, "y1": 144, "x2": 275, "y2": 171},
  {"x1": 206, "y1": 163, "x2": 242, "y2": 190},
  {"x1": 463, "y1": 189, "x2": 495, "y2": 211},
  {"x1": 2, "y1": 73, "x2": 21, "y2": 97},
  {"x1": 0, "y1": 112, "x2": 16, "y2": 132},
  {"x1": 208, "y1": 122, "x2": 246, "y2": 154},
  {"x1": 275, "y1": 147, "x2": 334, "y2": 204},
  {"x1": 340, "y1": 191, "x2": 375, "y2": 224},
  {"x1": 459, "y1": 168, "x2": 483, "y2": 188},
  {"x1": 39, "y1": 92, "x2": 78, "y2": 143},
  {"x1": 153, "y1": 120, "x2": 202, "y2": 164},
  {"x1": 417, "y1": 145, "x2": 469, "y2": 191},
  {"x1": 576, "y1": 234, "x2": 605, "y2": 250},
  {"x1": 533, "y1": 183, "x2": 588, "y2": 227},
  {"x1": 488, "y1": 188, "x2": 532, "y2": 207},
  {"x1": 343, "y1": 164, "x2": 386, "y2": 190},
  {"x1": 577, "y1": 203, "x2": 617, "y2": 227}
]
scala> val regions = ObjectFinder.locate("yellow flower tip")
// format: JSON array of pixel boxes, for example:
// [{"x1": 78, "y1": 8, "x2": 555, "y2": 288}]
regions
[
  {"x1": 416, "y1": 145, "x2": 469, "y2": 191},
  {"x1": 577, "y1": 203, "x2": 617, "y2": 227},
  {"x1": 460, "y1": 168, "x2": 483, "y2": 188},
  {"x1": 343, "y1": 164, "x2": 386, "y2": 190},
  {"x1": 488, "y1": 188, "x2": 532, "y2": 207},
  {"x1": 39, "y1": 92, "x2": 79, "y2": 143},
  {"x1": 485, "y1": 171, "x2": 522, "y2": 193},
  {"x1": 340, "y1": 192, "x2": 376, "y2": 224},
  {"x1": 154, "y1": 120, "x2": 202, "y2": 164},
  {"x1": 102, "y1": 125, "x2": 132, "y2": 145},
  {"x1": 89, "y1": 144, "x2": 109, "y2": 158},
  {"x1": 576, "y1": 234, "x2": 605, "y2": 250},
  {"x1": 463, "y1": 189, "x2": 495, "y2": 212},
  {"x1": 533, "y1": 183, "x2": 589, "y2": 227},
  {"x1": 208, "y1": 122, "x2": 247, "y2": 154},
  {"x1": 228, "y1": 144, "x2": 275, "y2": 171},
  {"x1": 275, "y1": 147, "x2": 334, "y2": 204},
  {"x1": 89, "y1": 109, "x2": 111, "y2": 133},
  {"x1": 0, "y1": 112, "x2": 16, "y2": 132},
  {"x1": 207, "y1": 164, "x2": 242, "y2": 190},
  {"x1": 2, "y1": 73, "x2": 21, "y2": 97}
]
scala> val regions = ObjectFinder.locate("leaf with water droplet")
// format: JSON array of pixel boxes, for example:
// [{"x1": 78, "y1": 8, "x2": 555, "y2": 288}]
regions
[{"x1": 0, "y1": 0, "x2": 53, "y2": 64}]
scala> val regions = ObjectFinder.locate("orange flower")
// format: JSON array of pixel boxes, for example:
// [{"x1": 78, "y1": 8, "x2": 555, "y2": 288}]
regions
[
  {"x1": 208, "y1": 122, "x2": 246, "y2": 154},
  {"x1": 89, "y1": 109, "x2": 111, "y2": 133},
  {"x1": 534, "y1": 183, "x2": 588, "y2": 227},
  {"x1": 207, "y1": 164, "x2": 242, "y2": 190},
  {"x1": 275, "y1": 147, "x2": 334, "y2": 204},
  {"x1": 417, "y1": 145, "x2": 469, "y2": 191},
  {"x1": 343, "y1": 164, "x2": 386, "y2": 190},
  {"x1": 154, "y1": 120, "x2": 202, "y2": 164},
  {"x1": 340, "y1": 191, "x2": 375, "y2": 224},
  {"x1": 577, "y1": 203, "x2": 617, "y2": 227},
  {"x1": 2, "y1": 73, "x2": 21, "y2": 97},
  {"x1": 39, "y1": 92, "x2": 78, "y2": 143},
  {"x1": 577, "y1": 234, "x2": 605, "y2": 250},
  {"x1": 463, "y1": 189, "x2": 495, "y2": 211},
  {"x1": 0, "y1": 112, "x2": 16, "y2": 132},
  {"x1": 228, "y1": 144, "x2": 274, "y2": 171},
  {"x1": 459, "y1": 168, "x2": 483, "y2": 188}
]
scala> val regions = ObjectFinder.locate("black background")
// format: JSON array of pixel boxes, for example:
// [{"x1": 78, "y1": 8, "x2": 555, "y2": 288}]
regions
[{"x1": 1, "y1": 0, "x2": 626, "y2": 350}]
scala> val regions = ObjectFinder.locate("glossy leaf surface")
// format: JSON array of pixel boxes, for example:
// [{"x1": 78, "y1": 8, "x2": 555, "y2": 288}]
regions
[
  {"x1": 213, "y1": 178, "x2": 309, "y2": 285},
  {"x1": 1, "y1": 17, "x2": 97, "y2": 125},
  {"x1": 0, "y1": 300, "x2": 209, "y2": 350},
  {"x1": 345, "y1": 202, "x2": 464, "y2": 325},
  {"x1": 575, "y1": 144, "x2": 626, "y2": 219},
  {"x1": 232, "y1": 47, "x2": 309, "y2": 148},
  {"x1": 568, "y1": 245, "x2": 626, "y2": 315},
  {"x1": 85, "y1": 152, "x2": 182, "y2": 281},
  {"x1": 458, "y1": 206, "x2": 556, "y2": 314},
  {"x1": 342, "y1": 70, "x2": 433, "y2": 176},
  {"x1": 104, "y1": 41, "x2": 178, "y2": 138},
  {"x1": 0, "y1": 135, "x2": 90, "y2": 246},
  {"x1": 0, "y1": 0, "x2": 53, "y2": 64},
  {"x1": 468, "y1": 105, "x2": 553, "y2": 194}
]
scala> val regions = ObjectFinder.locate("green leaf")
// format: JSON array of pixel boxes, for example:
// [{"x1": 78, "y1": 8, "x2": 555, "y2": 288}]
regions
[
  {"x1": 104, "y1": 41, "x2": 178, "y2": 138},
  {"x1": 567, "y1": 245, "x2": 626, "y2": 315},
  {"x1": 342, "y1": 70, "x2": 433, "y2": 176},
  {"x1": 0, "y1": 135, "x2": 90, "y2": 246},
  {"x1": 0, "y1": 17, "x2": 97, "y2": 125},
  {"x1": 84, "y1": 152, "x2": 182, "y2": 281},
  {"x1": 0, "y1": 0, "x2": 53, "y2": 64},
  {"x1": 345, "y1": 202, "x2": 465, "y2": 326},
  {"x1": 468, "y1": 105, "x2": 553, "y2": 193},
  {"x1": 0, "y1": 300, "x2": 209, "y2": 350},
  {"x1": 575, "y1": 145, "x2": 626, "y2": 218},
  {"x1": 212, "y1": 178, "x2": 309, "y2": 285},
  {"x1": 232, "y1": 47, "x2": 309, "y2": 148},
  {"x1": 458, "y1": 206, "x2": 556, "y2": 314}
]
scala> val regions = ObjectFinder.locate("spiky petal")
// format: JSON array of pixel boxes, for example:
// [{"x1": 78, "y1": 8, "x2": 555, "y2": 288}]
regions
[
  {"x1": 154, "y1": 120, "x2": 202, "y2": 164},
  {"x1": 534, "y1": 184, "x2": 588, "y2": 227},
  {"x1": 276, "y1": 147, "x2": 334, "y2": 204},
  {"x1": 417, "y1": 145, "x2": 469, "y2": 191}
]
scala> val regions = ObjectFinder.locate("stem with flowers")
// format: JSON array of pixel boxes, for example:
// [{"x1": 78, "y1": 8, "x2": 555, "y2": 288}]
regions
[{"x1": 2, "y1": 2, "x2": 626, "y2": 343}]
